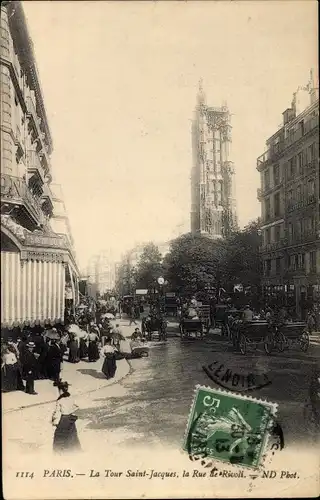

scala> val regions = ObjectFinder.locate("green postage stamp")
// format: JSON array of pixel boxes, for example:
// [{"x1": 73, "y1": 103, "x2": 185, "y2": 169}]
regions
[{"x1": 183, "y1": 385, "x2": 278, "y2": 469}]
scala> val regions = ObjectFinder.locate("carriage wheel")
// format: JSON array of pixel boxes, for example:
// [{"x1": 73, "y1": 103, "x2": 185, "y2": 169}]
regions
[
  {"x1": 239, "y1": 334, "x2": 246, "y2": 355},
  {"x1": 275, "y1": 332, "x2": 285, "y2": 352},
  {"x1": 225, "y1": 324, "x2": 231, "y2": 339},
  {"x1": 231, "y1": 330, "x2": 238, "y2": 349},
  {"x1": 264, "y1": 334, "x2": 274, "y2": 355},
  {"x1": 180, "y1": 324, "x2": 184, "y2": 339},
  {"x1": 299, "y1": 331, "x2": 309, "y2": 352}
]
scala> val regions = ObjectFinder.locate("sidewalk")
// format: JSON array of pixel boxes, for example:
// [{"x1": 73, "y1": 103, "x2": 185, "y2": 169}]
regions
[{"x1": 2, "y1": 356, "x2": 131, "y2": 414}]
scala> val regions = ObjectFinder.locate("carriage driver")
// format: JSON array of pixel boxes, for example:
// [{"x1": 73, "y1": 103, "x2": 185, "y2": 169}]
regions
[
  {"x1": 242, "y1": 305, "x2": 254, "y2": 322},
  {"x1": 131, "y1": 327, "x2": 143, "y2": 341}
]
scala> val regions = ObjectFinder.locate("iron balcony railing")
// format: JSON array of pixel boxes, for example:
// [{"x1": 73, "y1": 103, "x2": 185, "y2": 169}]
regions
[
  {"x1": 1, "y1": 173, "x2": 46, "y2": 226},
  {"x1": 287, "y1": 232, "x2": 318, "y2": 246},
  {"x1": 287, "y1": 194, "x2": 316, "y2": 212},
  {"x1": 260, "y1": 238, "x2": 288, "y2": 253},
  {"x1": 27, "y1": 150, "x2": 46, "y2": 184},
  {"x1": 257, "y1": 115, "x2": 319, "y2": 168}
]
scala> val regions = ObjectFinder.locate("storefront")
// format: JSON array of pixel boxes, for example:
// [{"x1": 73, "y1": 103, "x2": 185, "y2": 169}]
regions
[{"x1": 1, "y1": 216, "x2": 79, "y2": 331}]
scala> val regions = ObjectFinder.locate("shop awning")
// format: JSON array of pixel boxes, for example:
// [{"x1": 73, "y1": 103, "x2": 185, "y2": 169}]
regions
[{"x1": 1, "y1": 251, "x2": 65, "y2": 327}]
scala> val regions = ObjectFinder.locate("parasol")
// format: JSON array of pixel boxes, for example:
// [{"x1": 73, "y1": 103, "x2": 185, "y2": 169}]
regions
[
  {"x1": 77, "y1": 304, "x2": 88, "y2": 310},
  {"x1": 101, "y1": 313, "x2": 115, "y2": 320},
  {"x1": 68, "y1": 324, "x2": 87, "y2": 339},
  {"x1": 44, "y1": 329, "x2": 60, "y2": 341}
]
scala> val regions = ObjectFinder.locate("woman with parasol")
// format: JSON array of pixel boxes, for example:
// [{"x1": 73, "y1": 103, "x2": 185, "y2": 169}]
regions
[
  {"x1": 52, "y1": 381, "x2": 81, "y2": 453},
  {"x1": 79, "y1": 331, "x2": 88, "y2": 360},
  {"x1": 67, "y1": 325, "x2": 80, "y2": 364},
  {"x1": 87, "y1": 324, "x2": 100, "y2": 362}
]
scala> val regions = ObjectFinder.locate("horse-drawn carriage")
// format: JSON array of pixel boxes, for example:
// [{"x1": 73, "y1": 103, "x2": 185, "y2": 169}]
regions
[
  {"x1": 179, "y1": 317, "x2": 206, "y2": 339},
  {"x1": 264, "y1": 321, "x2": 309, "y2": 355},
  {"x1": 230, "y1": 319, "x2": 309, "y2": 356},
  {"x1": 141, "y1": 316, "x2": 167, "y2": 341},
  {"x1": 211, "y1": 305, "x2": 243, "y2": 337},
  {"x1": 121, "y1": 295, "x2": 134, "y2": 315},
  {"x1": 230, "y1": 320, "x2": 273, "y2": 355},
  {"x1": 178, "y1": 302, "x2": 211, "y2": 340}
]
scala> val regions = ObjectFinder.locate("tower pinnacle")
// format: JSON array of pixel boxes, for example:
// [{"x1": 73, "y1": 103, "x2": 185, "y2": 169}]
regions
[{"x1": 197, "y1": 78, "x2": 206, "y2": 107}]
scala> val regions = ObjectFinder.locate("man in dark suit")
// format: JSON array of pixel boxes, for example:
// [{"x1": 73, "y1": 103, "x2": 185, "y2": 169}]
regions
[
  {"x1": 47, "y1": 335, "x2": 63, "y2": 386},
  {"x1": 21, "y1": 342, "x2": 38, "y2": 395}
]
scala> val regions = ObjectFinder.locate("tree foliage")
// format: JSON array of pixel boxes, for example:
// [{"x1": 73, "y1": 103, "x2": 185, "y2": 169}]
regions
[
  {"x1": 219, "y1": 219, "x2": 262, "y2": 289},
  {"x1": 134, "y1": 243, "x2": 163, "y2": 289},
  {"x1": 116, "y1": 220, "x2": 262, "y2": 297},
  {"x1": 114, "y1": 258, "x2": 136, "y2": 296},
  {"x1": 163, "y1": 233, "x2": 225, "y2": 294}
]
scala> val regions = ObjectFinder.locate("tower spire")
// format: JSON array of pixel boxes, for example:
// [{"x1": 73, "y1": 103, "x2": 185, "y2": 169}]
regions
[
  {"x1": 197, "y1": 78, "x2": 206, "y2": 107},
  {"x1": 199, "y1": 77, "x2": 203, "y2": 93},
  {"x1": 308, "y1": 68, "x2": 314, "y2": 91}
]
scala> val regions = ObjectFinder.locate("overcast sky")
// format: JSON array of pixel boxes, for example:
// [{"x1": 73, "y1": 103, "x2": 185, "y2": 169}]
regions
[{"x1": 22, "y1": 1, "x2": 317, "y2": 269}]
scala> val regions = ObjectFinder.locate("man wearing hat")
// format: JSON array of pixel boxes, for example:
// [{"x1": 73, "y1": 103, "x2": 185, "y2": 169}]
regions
[
  {"x1": 47, "y1": 330, "x2": 64, "y2": 386},
  {"x1": 21, "y1": 341, "x2": 39, "y2": 395},
  {"x1": 242, "y1": 305, "x2": 254, "y2": 322}
]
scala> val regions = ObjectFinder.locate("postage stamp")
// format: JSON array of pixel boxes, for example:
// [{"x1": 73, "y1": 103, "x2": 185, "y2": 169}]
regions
[{"x1": 183, "y1": 385, "x2": 278, "y2": 469}]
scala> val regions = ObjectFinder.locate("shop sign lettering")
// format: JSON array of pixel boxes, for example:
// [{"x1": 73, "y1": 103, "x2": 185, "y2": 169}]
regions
[{"x1": 24, "y1": 233, "x2": 65, "y2": 248}]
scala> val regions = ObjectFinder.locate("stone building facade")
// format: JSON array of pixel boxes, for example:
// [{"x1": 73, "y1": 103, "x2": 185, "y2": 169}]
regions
[
  {"x1": 191, "y1": 81, "x2": 238, "y2": 238},
  {"x1": 1, "y1": 1, "x2": 79, "y2": 328},
  {"x1": 257, "y1": 74, "x2": 319, "y2": 317}
]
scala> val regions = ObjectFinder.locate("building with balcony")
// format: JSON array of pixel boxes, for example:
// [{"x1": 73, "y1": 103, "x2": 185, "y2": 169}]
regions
[
  {"x1": 191, "y1": 80, "x2": 238, "y2": 238},
  {"x1": 49, "y1": 183, "x2": 76, "y2": 250},
  {"x1": 257, "y1": 71, "x2": 319, "y2": 317},
  {"x1": 1, "y1": 1, "x2": 79, "y2": 330}
]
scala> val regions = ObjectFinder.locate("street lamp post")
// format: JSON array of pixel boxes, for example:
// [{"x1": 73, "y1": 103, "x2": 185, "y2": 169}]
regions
[{"x1": 157, "y1": 276, "x2": 166, "y2": 315}]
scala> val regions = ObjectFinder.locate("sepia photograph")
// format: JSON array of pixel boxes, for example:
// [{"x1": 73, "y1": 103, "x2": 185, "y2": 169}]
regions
[{"x1": 1, "y1": 0, "x2": 319, "y2": 498}]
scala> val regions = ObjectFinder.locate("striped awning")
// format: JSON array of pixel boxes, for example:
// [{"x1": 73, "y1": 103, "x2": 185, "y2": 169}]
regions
[{"x1": 1, "y1": 251, "x2": 65, "y2": 327}]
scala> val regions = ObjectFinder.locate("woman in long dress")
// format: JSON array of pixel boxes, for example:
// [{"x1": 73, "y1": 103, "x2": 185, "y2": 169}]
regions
[
  {"x1": 1, "y1": 346, "x2": 19, "y2": 392},
  {"x1": 79, "y1": 334, "x2": 88, "y2": 360},
  {"x1": 52, "y1": 381, "x2": 81, "y2": 453},
  {"x1": 88, "y1": 328, "x2": 100, "y2": 362},
  {"x1": 68, "y1": 334, "x2": 80, "y2": 363},
  {"x1": 101, "y1": 339, "x2": 117, "y2": 379}
]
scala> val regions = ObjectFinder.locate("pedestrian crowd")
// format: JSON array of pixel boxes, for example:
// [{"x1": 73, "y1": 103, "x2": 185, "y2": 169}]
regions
[
  {"x1": 1, "y1": 300, "x2": 149, "y2": 456},
  {"x1": 1, "y1": 314, "x2": 125, "y2": 395}
]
